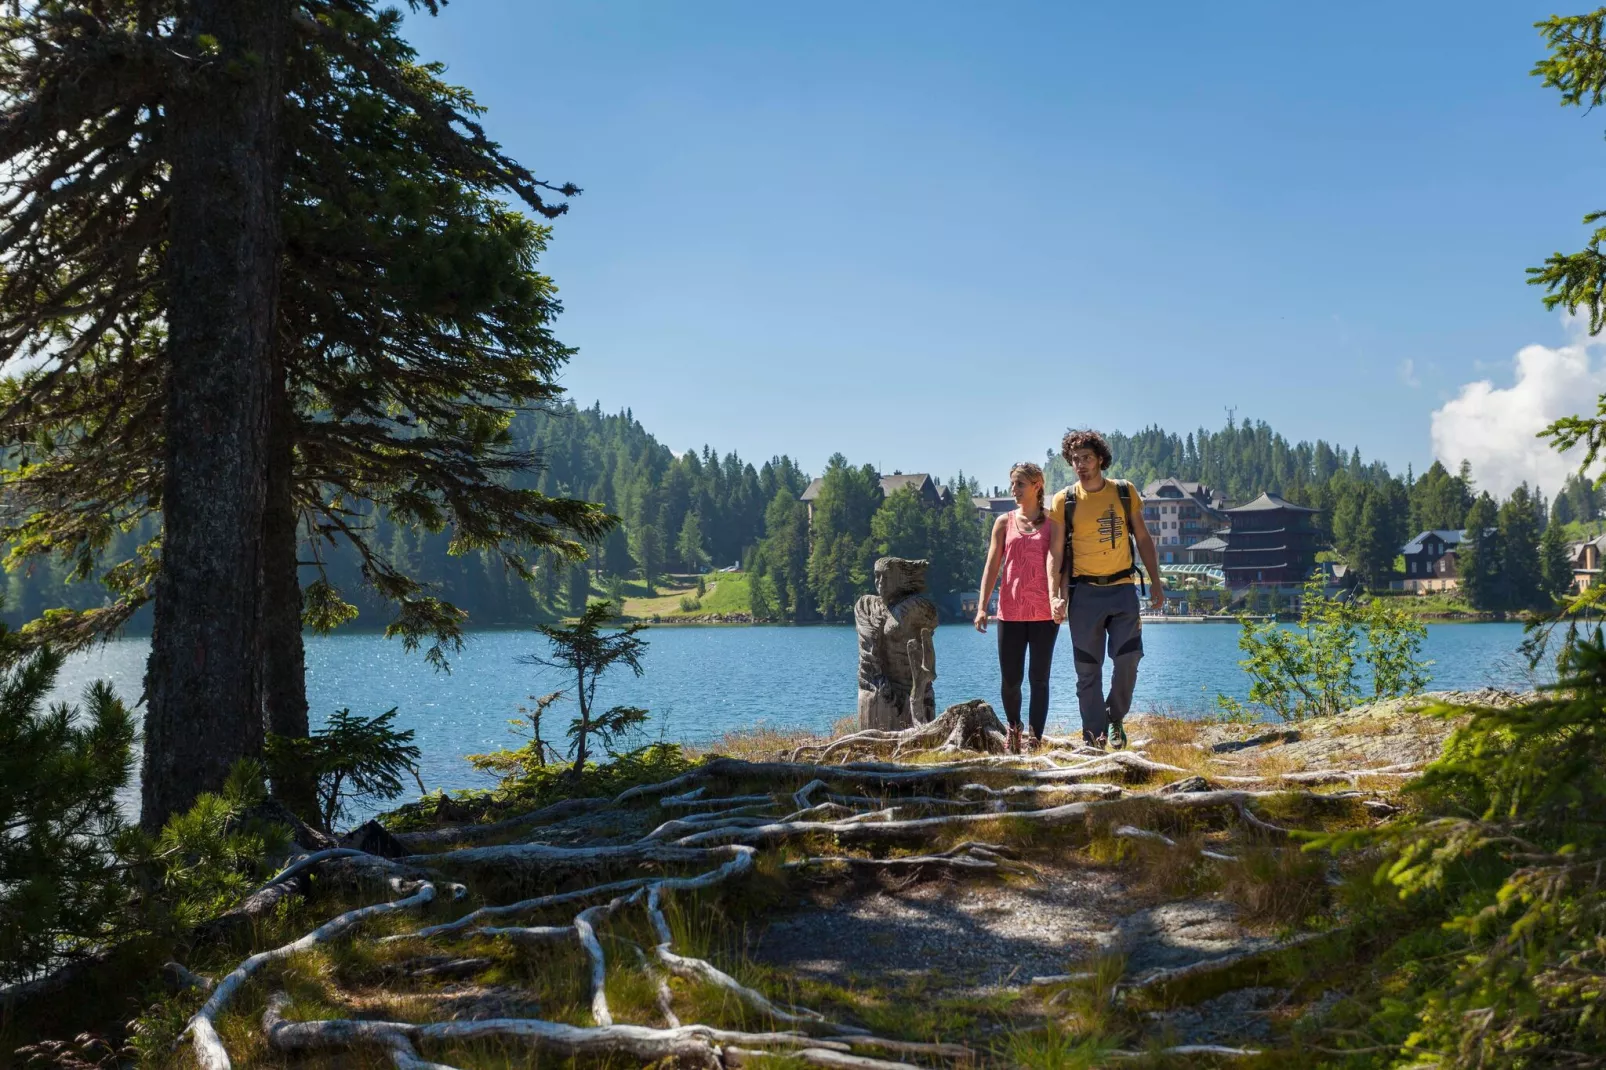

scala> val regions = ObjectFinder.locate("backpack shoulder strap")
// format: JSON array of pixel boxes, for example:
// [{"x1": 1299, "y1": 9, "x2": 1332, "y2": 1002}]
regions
[
  {"x1": 1114, "y1": 480, "x2": 1148, "y2": 595},
  {"x1": 1060, "y1": 485, "x2": 1077, "y2": 577}
]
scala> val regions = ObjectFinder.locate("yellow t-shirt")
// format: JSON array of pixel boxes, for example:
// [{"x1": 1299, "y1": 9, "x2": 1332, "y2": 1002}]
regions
[{"x1": 1049, "y1": 479, "x2": 1136, "y2": 583}]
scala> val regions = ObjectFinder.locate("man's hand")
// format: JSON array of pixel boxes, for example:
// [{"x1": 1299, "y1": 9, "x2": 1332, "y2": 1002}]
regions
[
  {"x1": 1149, "y1": 583, "x2": 1166, "y2": 613},
  {"x1": 1051, "y1": 595, "x2": 1067, "y2": 625},
  {"x1": 973, "y1": 608, "x2": 989, "y2": 633}
]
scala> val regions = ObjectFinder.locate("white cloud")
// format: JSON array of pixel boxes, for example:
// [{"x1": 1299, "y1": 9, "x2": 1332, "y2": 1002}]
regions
[
  {"x1": 1398, "y1": 358, "x2": 1420, "y2": 388},
  {"x1": 1431, "y1": 313, "x2": 1606, "y2": 500}
]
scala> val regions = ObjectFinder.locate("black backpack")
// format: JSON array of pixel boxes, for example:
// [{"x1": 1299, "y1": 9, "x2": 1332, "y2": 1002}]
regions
[{"x1": 1060, "y1": 478, "x2": 1146, "y2": 596}]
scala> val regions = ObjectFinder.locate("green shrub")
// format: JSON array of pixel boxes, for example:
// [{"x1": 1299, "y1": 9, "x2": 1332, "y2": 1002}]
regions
[
  {"x1": 265, "y1": 707, "x2": 423, "y2": 832},
  {"x1": 467, "y1": 740, "x2": 695, "y2": 812},
  {"x1": 1218, "y1": 573, "x2": 1430, "y2": 721},
  {"x1": 678, "y1": 595, "x2": 702, "y2": 613},
  {"x1": 0, "y1": 643, "x2": 135, "y2": 985},
  {"x1": 1313, "y1": 626, "x2": 1606, "y2": 1064},
  {"x1": 127, "y1": 760, "x2": 291, "y2": 929}
]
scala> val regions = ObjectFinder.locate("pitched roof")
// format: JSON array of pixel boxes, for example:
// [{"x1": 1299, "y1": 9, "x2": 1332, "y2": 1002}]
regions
[
  {"x1": 1184, "y1": 535, "x2": 1228, "y2": 552},
  {"x1": 1223, "y1": 492, "x2": 1319, "y2": 514},
  {"x1": 880, "y1": 473, "x2": 937, "y2": 497},
  {"x1": 800, "y1": 472, "x2": 940, "y2": 502},
  {"x1": 1402, "y1": 529, "x2": 1466, "y2": 554}
]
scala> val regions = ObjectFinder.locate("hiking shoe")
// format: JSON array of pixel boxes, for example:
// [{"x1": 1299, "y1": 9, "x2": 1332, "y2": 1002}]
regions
[
  {"x1": 1007, "y1": 724, "x2": 1022, "y2": 754},
  {"x1": 1082, "y1": 729, "x2": 1108, "y2": 751},
  {"x1": 1108, "y1": 721, "x2": 1128, "y2": 751},
  {"x1": 1026, "y1": 734, "x2": 1043, "y2": 753}
]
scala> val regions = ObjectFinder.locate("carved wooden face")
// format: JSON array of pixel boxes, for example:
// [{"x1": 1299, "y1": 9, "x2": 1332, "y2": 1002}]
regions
[{"x1": 874, "y1": 557, "x2": 928, "y2": 602}]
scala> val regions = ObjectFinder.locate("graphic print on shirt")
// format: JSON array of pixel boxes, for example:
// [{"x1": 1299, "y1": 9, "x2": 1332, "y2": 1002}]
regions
[
  {"x1": 1097, "y1": 506, "x2": 1123, "y2": 548},
  {"x1": 1051, "y1": 479, "x2": 1137, "y2": 584}
]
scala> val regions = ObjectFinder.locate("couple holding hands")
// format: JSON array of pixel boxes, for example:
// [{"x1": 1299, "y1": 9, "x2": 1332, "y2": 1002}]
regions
[{"x1": 974, "y1": 429, "x2": 1165, "y2": 753}]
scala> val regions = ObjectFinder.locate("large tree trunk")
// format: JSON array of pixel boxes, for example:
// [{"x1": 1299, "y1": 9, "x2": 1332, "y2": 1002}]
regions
[
  {"x1": 141, "y1": 0, "x2": 290, "y2": 831},
  {"x1": 262, "y1": 359, "x2": 315, "y2": 819}
]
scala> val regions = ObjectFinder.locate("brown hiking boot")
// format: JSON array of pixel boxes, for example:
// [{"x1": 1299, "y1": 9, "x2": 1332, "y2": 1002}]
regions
[
  {"x1": 1026, "y1": 733, "x2": 1044, "y2": 753},
  {"x1": 1007, "y1": 724, "x2": 1022, "y2": 754}
]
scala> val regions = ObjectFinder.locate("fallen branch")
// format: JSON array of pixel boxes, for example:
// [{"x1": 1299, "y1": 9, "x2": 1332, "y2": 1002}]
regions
[{"x1": 189, "y1": 881, "x2": 437, "y2": 1070}]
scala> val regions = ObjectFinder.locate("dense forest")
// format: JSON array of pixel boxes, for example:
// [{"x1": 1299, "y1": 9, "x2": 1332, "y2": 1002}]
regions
[{"x1": 6, "y1": 410, "x2": 1600, "y2": 631}]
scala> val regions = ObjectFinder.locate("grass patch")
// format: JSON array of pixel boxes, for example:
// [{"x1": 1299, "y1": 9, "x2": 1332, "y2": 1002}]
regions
[{"x1": 613, "y1": 571, "x2": 752, "y2": 620}]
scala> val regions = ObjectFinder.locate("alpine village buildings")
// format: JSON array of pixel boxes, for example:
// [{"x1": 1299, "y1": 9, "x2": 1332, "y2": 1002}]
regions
[{"x1": 803, "y1": 471, "x2": 1604, "y2": 603}]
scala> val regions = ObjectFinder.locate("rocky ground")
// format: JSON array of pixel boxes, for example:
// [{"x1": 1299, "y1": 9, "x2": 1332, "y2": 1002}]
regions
[{"x1": 43, "y1": 693, "x2": 1496, "y2": 1069}]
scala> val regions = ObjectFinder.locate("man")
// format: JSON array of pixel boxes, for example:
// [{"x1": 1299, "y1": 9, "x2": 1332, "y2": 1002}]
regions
[{"x1": 1047, "y1": 429, "x2": 1164, "y2": 749}]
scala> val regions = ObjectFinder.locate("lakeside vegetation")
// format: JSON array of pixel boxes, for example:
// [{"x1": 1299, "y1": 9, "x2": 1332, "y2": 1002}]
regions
[{"x1": 4, "y1": 1, "x2": 1606, "y2": 1066}]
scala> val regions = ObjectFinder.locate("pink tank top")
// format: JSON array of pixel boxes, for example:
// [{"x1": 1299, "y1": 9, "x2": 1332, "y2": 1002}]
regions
[{"x1": 997, "y1": 510, "x2": 1052, "y2": 621}]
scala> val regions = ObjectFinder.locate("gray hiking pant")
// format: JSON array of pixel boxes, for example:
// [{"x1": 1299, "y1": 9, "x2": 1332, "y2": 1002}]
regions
[{"x1": 1067, "y1": 582, "x2": 1143, "y2": 741}]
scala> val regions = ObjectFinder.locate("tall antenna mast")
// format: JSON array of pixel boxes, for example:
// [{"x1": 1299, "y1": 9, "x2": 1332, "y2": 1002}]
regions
[{"x1": 1224, "y1": 405, "x2": 1237, "y2": 429}]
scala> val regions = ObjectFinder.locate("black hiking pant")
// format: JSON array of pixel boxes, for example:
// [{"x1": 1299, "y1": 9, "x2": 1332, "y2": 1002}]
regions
[
  {"x1": 1067, "y1": 582, "x2": 1144, "y2": 743},
  {"x1": 997, "y1": 619, "x2": 1058, "y2": 738}
]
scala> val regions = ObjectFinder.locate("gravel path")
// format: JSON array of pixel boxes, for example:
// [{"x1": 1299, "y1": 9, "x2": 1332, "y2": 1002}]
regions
[{"x1": 749, "y1": 865, "x2": 1273, "y2": 993}]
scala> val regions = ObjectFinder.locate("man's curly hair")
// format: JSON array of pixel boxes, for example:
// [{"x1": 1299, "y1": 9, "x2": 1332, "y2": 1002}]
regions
[{"x1": 1060, "y1": 429, "x2": 1112, "y2": 470}]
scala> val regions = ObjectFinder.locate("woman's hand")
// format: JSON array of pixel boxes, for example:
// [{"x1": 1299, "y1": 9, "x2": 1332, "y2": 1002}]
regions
[
  {"x1": 973, "y1": 608, "x2": 989, "y2": 633},
  {"x1": 1051, "y1": 595, "x2": 1067, "y2": 624}
]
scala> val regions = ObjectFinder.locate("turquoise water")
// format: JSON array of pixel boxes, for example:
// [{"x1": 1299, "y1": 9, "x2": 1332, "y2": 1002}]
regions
[{"x1": 52, "y1": 622, "x2": 1547, "y2": 812}]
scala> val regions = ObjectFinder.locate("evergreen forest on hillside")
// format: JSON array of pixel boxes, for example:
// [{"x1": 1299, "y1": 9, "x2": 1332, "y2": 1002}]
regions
[{"x1": 8, "y1": 407, "x2": 1598, "y2": 633}]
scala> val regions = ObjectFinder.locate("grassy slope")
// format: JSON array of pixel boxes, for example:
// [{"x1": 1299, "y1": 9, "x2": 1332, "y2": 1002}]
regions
[{"x1": 608, "y1": 571, "x2": 752, "y2": 620}]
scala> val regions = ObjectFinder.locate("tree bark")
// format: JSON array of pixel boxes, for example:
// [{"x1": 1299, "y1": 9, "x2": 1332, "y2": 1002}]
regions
[
  {"x1": 141, "y1": 0, "x2": 289, "y2": 831},
  {"x1": 262, "y1": 358, "x2": 315, "y2": 819}
]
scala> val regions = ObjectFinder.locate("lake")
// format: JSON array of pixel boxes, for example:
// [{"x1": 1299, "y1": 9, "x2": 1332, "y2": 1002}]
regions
[{"x1": 51, "y1": 621, "x2": 1548, "y2": 816}]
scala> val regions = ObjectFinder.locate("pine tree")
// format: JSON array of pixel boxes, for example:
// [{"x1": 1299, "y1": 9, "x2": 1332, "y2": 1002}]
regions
[
  {"x1": 1540, "y1": 522, "x2": 1575, "y2": 601},
  {"x1": 0, "y1": 3, "x2": 611, "y2": 823},
  {"x1": 1459, "y1": 494, "x2": 1504, "y2": 612},
  {"x1": 630, "y1": 523, "x2": 665, "y2": 594},
  {"x1": 676, "y1": 511, "x2": 709, "y2": 573},
  {"x1": 1498, "y1": 485, "x2": 1545, "y2": 610}
]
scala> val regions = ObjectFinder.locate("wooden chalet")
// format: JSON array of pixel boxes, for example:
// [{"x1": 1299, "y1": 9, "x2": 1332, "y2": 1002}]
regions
[{"x1": 1402, "y1": 529, "x2": 1466, "y2": 593}]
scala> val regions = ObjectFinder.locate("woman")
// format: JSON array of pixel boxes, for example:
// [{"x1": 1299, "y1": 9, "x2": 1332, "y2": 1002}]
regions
[{"x1": 974, "y1": 461, "x2": 1058, "y2": 752}]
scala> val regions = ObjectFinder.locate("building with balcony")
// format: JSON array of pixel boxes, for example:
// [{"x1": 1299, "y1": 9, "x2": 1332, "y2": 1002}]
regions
[
  {"x1": 1220, "y1": 492, "x2": 1321, "y2": 588},
  {"x1": 1141, "y1": 478, "x2": 1229, "y2": 564}
]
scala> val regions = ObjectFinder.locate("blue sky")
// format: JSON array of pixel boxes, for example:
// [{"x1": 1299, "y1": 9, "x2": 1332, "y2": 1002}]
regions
[{"x1": 399, "y1": 1, "x2": 1604, "y2": 494}]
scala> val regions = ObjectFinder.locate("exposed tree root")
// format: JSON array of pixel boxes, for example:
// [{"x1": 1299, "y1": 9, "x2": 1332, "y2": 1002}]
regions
[
  {"x1": 189, "y1": 880, "x2": 437, "y2": 1070},
  {"x1": 392, "y1": 796, "x2": 607, "y2": 850},
  {"x1": 784, "y1": 841, "x2": 1033, "y2": 876},
  {"x1": 386, "y1": 877, "x2": 653, "y2": 942},
  {"x1": 1124, "y1": 929, "x2": 1336, "y2": 997},
  {"x1": 671, "y1": 788, "x2": 1309, "y2": 849},
  {"x1": 201, "y1": 721, "x2": 1398, "y2": 1066},
  {"x1": 1112, "y1": 824, "x2": 1239, "y2": 862},
  {"x1": 788, "y1": 699, "x2": 1011, "y2": 763},
  {"x1": 1109, "y1": 1045, "x2": 1262, "y2": 1059}
]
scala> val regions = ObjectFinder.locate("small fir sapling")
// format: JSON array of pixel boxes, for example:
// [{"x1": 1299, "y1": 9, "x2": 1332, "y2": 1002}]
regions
[
  {"x1": 265, "y1": 708, "x2": 423, "y2": 833},
  {"x1": 522, "y1": 600, "x2": 650, "y2": 777}
]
